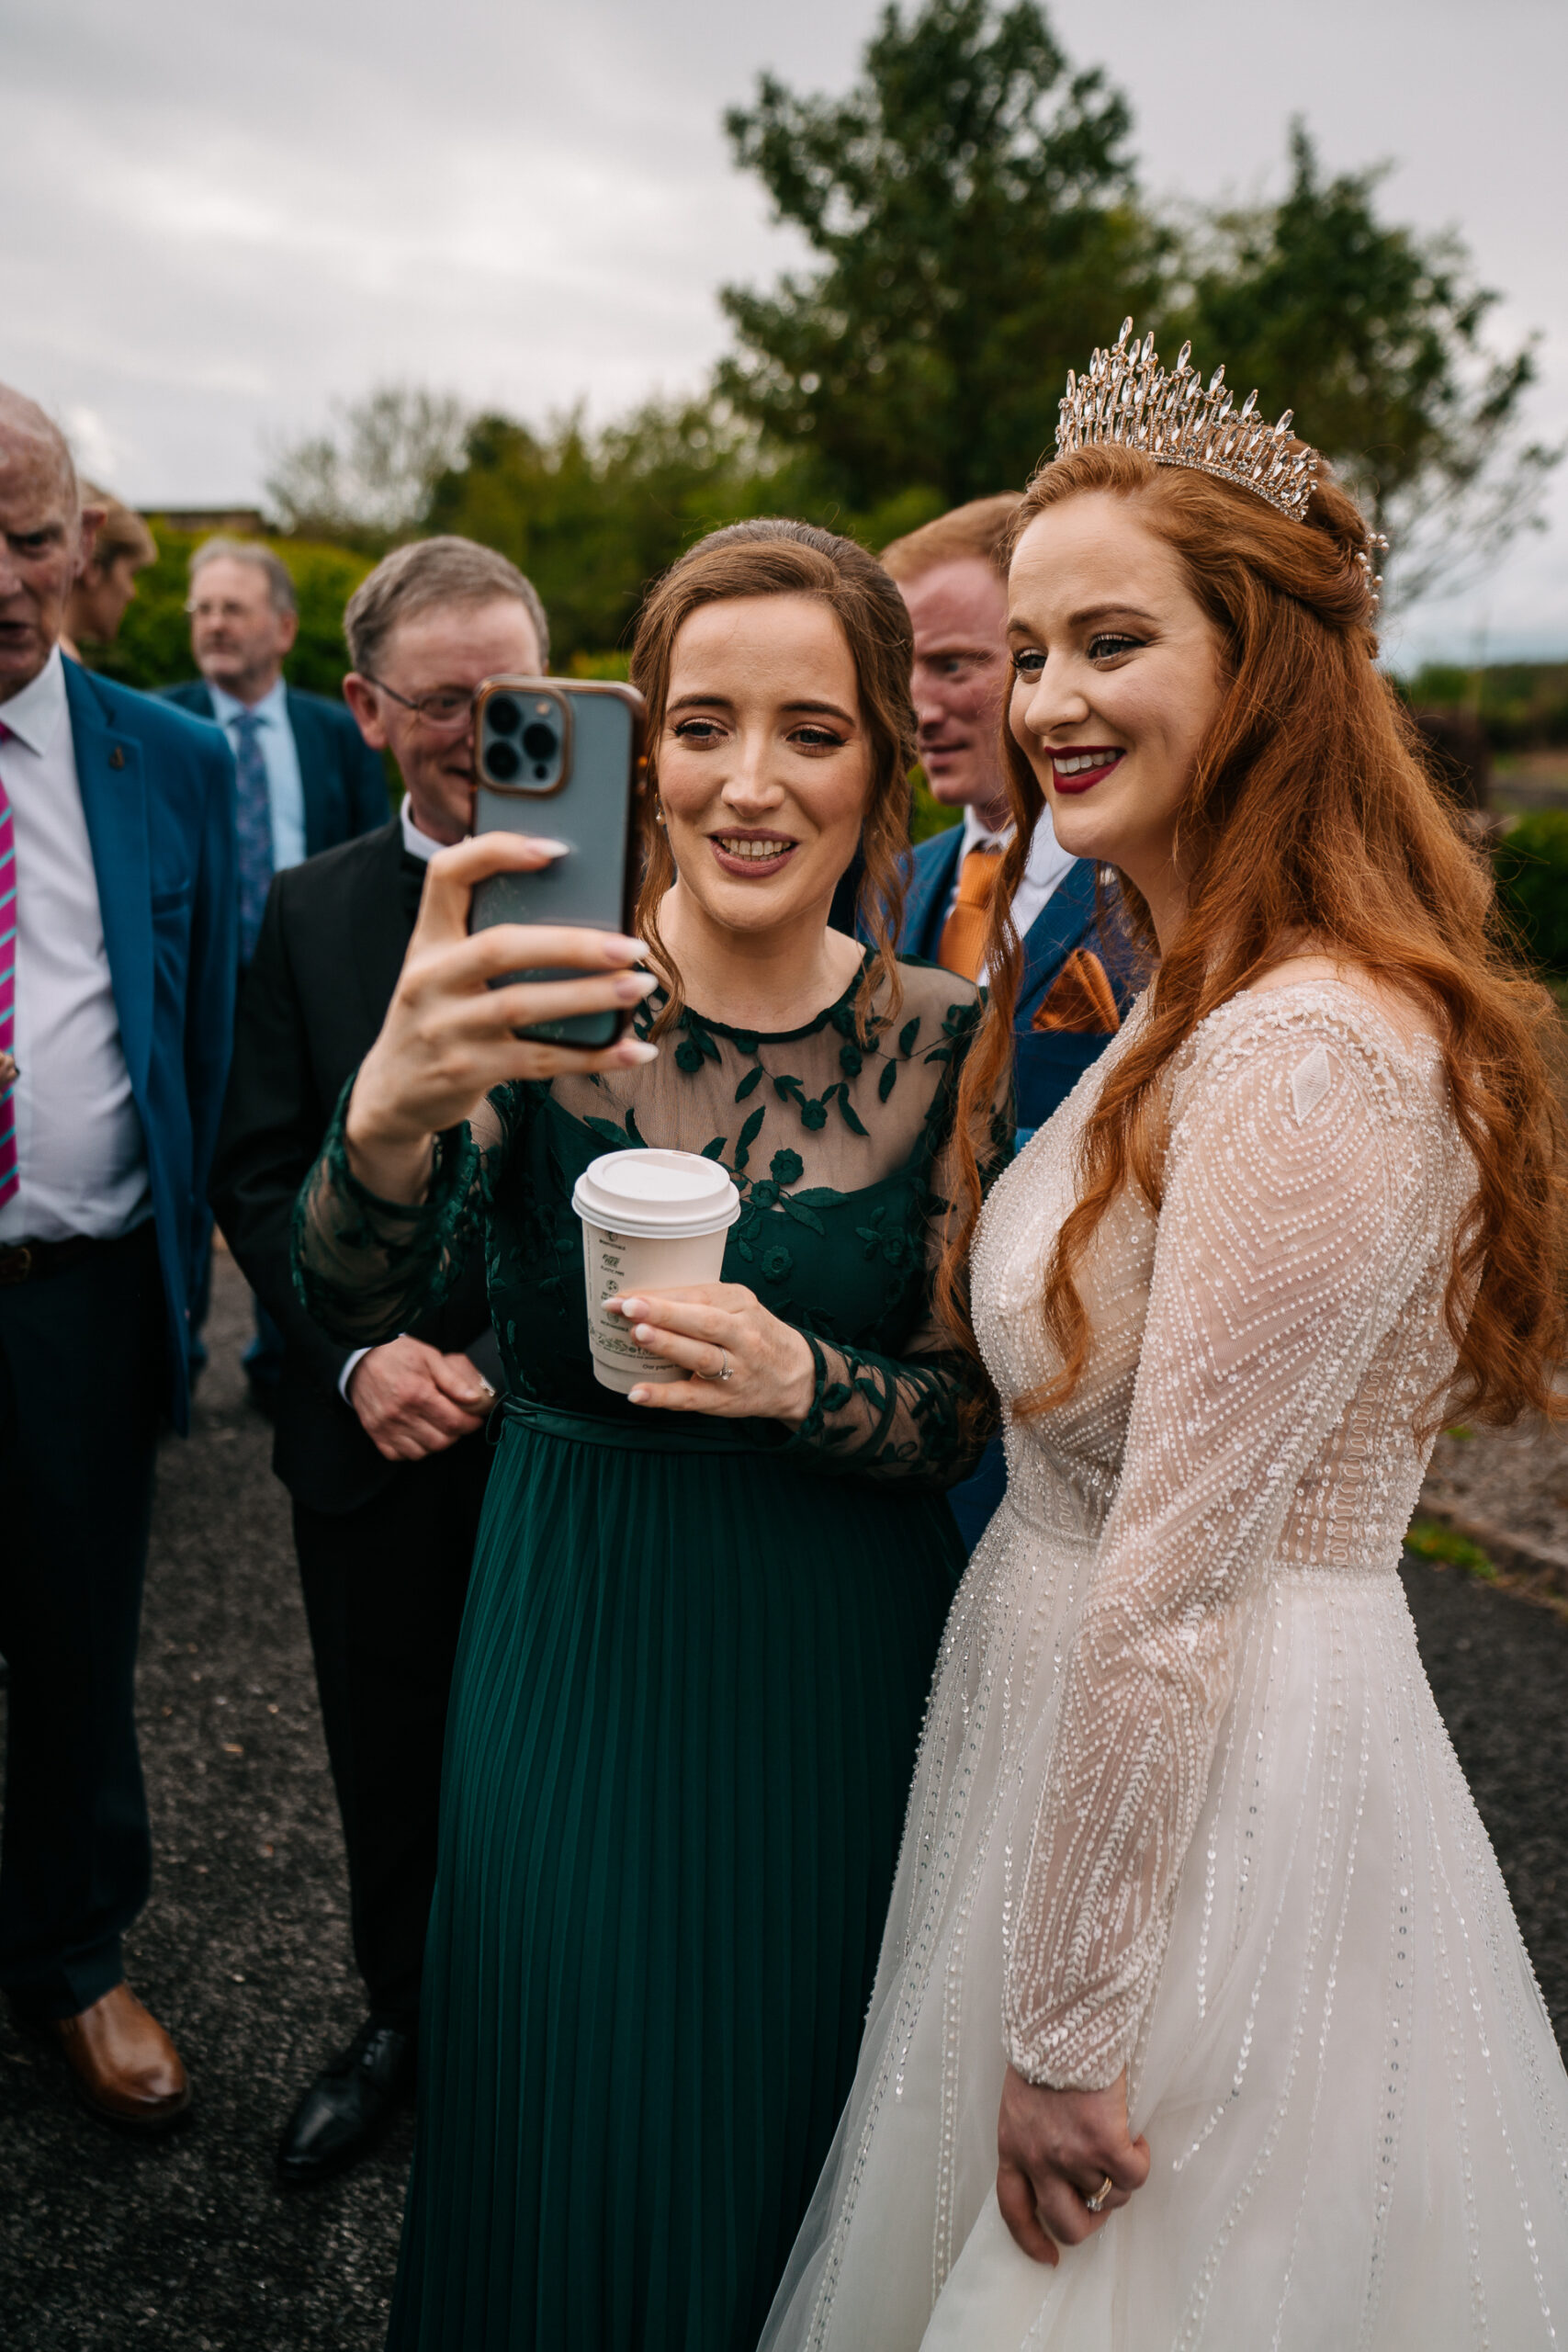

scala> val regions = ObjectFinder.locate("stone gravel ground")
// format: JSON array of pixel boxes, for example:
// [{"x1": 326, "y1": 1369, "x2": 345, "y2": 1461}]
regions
[
  {"x1": 1422, "y1": 1408, "x2": 1568, "y2": 1564},
  {"x1": 2, "y1": 1250, "x2": 1566, "y2": 2351},
  {"x1": 1, "y1": 1255, "x2": 408, "y2": 2352}
]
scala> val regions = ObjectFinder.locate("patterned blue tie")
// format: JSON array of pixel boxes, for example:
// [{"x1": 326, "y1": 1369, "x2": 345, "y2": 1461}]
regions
[{"x1": 231, "y1": 708, "x2": 274, "y2": 964}]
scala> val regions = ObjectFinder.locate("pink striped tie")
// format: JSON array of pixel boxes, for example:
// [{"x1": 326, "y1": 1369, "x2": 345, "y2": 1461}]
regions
[{"x1": 0, "y1": 718, "x2": 15, "y2": 1208}]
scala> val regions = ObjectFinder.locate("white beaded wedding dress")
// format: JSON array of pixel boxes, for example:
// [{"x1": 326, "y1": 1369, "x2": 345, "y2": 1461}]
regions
[{"x1": 762, "y1": 978, "x2": 1568, "y2": 2351}]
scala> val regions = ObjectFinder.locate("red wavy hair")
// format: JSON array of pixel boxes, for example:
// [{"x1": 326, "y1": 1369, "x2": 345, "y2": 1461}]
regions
[{"x1": 942, "y1": 441, "x2": 1568, "y2": 1431}]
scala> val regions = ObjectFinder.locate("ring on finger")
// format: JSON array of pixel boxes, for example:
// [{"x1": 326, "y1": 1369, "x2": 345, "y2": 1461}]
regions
[
  {"x1": 694, "y1": 1347, "x2": 732, "y2": 1383},
  {"x1": 1083, "y1": 2174, "x2": 1114, "y2": 2214}
]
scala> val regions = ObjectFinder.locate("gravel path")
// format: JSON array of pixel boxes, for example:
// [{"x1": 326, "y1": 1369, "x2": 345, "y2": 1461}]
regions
[
  {"x1": 2, "y1": 1250, "x2": 1566, "y2": 2349},
  {"x1": 1, "y1": 1254, "x2": 407, "y2": 2351},
  {"x1": 1421, "y1": 1408, "x2": 1568, "y2": 1564}
]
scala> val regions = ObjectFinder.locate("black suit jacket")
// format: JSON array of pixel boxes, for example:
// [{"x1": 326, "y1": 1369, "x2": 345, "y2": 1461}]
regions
[
  {"x1": 210, "y1": 821, "x2": 491, "y2": 1515},
  {"x1": 161, "y1": 681, "x2": 389, "y2": 854}
]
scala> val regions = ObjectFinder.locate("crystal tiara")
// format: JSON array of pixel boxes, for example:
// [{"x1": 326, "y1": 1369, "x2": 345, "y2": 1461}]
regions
[{"x1": 1056, "y1": 318, "x2": 1320, "y2": 523}]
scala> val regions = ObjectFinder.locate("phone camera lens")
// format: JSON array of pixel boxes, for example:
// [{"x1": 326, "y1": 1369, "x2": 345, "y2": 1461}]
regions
[
  {"x1": 489, "y1": 695, "x2": 522, "y2": 736},
  {"x1": 486, "y1": 741, "x2": 521, "y2": 781},
  {"x1": 522, "y1": 720, "x2": 558, "y2": 763}
]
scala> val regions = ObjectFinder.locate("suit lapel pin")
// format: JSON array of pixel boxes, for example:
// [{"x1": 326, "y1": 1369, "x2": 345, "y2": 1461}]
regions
[{"x1": 109, "y1": 746, "x2": 126, "y2": 770}]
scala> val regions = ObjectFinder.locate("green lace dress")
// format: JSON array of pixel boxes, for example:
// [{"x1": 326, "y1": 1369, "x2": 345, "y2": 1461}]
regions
[{"x1": 292, "y1": 954, "x2": 1009, "y2": 2352}]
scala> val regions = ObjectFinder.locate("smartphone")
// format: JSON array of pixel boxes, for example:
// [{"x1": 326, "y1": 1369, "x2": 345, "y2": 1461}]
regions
[{"x1": 469, "y1": 677, "x2": 647, "y2": 1047}]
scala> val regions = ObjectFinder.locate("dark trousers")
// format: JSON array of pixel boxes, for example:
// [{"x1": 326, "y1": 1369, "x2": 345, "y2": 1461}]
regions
[
  {"x1": 0, "y1": 1224, "x2": 166, "y2": 2018},
  {"x1": 292, "y1": 1430, "x2": 491, "y2": 2024},
  {"x1": 187, "y1": 1217, "x2": 281, "y2": 1394}
]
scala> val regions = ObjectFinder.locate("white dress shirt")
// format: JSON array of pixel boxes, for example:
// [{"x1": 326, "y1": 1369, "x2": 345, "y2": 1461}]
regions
[
  {"x1": 942, "y1": 802, "x2": 1077, "y2": 979},
  {"x1": 337, "y1": 798, "x2": 447, "y2": 1400},
  {"x1": 0, "y1": 647, "x2": 152, "y2": 1243},
  {"x1": 209, "y1": 676, "x2": 307, "y2": 872}
]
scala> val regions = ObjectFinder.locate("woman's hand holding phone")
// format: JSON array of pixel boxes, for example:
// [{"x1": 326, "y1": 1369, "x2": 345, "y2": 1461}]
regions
[{"x1": 346, "y1": 832, "x2": 658, "y2": 1204}]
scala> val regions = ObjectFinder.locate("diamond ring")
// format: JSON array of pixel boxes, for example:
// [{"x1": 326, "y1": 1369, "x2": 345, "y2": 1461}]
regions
[
  {"x1": 1083, "y1": 2174, "x2": 1114, "y2": 2213},
  {"x1": 696, "y1": 1349, "x2": 732, "y2": 1383}
]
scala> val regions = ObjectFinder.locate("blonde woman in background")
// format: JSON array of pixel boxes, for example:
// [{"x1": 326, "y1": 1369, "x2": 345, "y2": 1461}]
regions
[{"x1": 60, "y1": 484, "x2": 156, "y2": 662}]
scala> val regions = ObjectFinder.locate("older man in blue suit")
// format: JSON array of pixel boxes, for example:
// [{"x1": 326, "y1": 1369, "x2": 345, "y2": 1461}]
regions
[
  {"x1": 162, "y1": 539, "x2": 388, "y2": 948},
  {"x1": 878, "y1": 495, "x2": 1125, "y2": 1545},
  {"x1": 163, "y1": 538, "x2": 387, "y2": 1405},
  {"x1": 0, "y1": 385, "x2": 236, "y2": 2128}
]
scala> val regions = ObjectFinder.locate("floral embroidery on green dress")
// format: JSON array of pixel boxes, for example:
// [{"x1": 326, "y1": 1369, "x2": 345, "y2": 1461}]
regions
[{"x1": 294, "y1": 953, "x2": 1012, "y2": 1486}]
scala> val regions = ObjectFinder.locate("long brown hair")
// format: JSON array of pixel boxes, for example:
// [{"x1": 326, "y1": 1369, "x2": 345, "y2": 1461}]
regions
[
  {"x1": 944, "y1": 441, "x2": 1568, "y2": 1430},
  {"x1": 628, "y1": 520, "x2": 915, "y2": 1038}
]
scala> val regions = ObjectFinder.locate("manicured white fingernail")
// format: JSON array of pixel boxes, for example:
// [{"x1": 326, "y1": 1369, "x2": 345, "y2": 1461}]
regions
[
  {"x1": 627, "y1": 1386, "x2": 648, "y2": 1405},
  {"x1": 531, "y1": 838, "x2": 570, "y2": 856},
  {"x1": 615, "y1": 972, "x2": 660, "y2": 1003},
  {"x1": 619, "y1": 1040, "x2": 660, "y2": 1064}
]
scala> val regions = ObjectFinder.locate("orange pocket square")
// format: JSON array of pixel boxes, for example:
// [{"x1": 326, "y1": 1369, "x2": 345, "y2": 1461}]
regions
[{"x1": 1032, "y1": 949, "x2": 1120, "y2": 1035}]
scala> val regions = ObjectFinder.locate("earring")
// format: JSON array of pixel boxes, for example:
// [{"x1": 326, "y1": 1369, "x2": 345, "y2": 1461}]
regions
[{"x1": 654, "y1": 800, "x2": 666, "y2": 827}]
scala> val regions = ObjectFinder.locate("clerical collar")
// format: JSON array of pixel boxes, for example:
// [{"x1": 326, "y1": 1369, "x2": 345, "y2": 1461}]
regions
[{"x1": 400, "y1": 799, "x2": 447, "y2": 864}]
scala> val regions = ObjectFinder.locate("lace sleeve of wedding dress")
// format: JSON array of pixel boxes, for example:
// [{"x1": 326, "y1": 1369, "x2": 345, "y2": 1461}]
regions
[
  {"x1": 1004, "y1": 996, "x2": 1441, "y2": 2090},
  {"x1": 290, "y1": 1078, "x2": 513, "y2": 1345}
]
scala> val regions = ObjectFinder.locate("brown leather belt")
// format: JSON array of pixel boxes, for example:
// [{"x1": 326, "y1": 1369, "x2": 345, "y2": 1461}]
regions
[{"x1": 0, "y1": 1233, "x2": 113, "y2": 1287}]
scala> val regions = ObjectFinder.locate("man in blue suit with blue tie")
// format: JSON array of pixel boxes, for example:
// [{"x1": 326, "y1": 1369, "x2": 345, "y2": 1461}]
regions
[
  {"x1": 163, "y1": 540, "x2": 389, "y2": 926},
  {"x1": 878, "y1": 495, "x2": 1124, "y2": 1544},
  {"x1": 0, "y1": 386, "x2": 236, "y2": 2128},
  {"x1": 163, "y1": 538, "x2": 388, "y2": 1406}
]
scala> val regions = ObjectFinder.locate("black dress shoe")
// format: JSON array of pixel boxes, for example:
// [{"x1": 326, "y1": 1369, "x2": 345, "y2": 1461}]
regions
[{"x1": 275, "y1": 2017, "x2": 414, "y2": 2188}]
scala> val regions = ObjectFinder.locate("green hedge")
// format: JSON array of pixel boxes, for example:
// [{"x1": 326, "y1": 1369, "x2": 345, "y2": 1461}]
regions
[
  {"x1": 1406, "y1": 662, "x2": 1568, "y2": 752},
  {"x1": 910, "y1": 767, "x2": 963, "y2": 844},
  {"x1": 83, "y1": 526, "x2": 375, "y2": 704},
  {"x1": 1495, "y1": 809, "x2": 1568, "y2": 975}
]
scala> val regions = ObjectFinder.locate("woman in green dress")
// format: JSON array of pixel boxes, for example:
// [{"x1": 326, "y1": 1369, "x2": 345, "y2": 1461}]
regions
[{"x1": 292, "y1": 521, "x2": 1010, "y2": 2351}]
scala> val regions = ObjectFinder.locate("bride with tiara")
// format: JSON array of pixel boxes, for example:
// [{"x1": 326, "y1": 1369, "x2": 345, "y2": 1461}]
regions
[{"x1": 761, "y1": 325, "x2": 1568, "y2": 2349}]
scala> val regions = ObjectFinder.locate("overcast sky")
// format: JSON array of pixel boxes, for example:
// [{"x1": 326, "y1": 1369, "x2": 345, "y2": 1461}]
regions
[{"x1": 5, "y1": 0, "x2": 1564, "y2": 664}]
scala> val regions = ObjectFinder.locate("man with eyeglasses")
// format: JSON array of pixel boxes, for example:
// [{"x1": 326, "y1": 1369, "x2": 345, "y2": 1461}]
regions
[
  {"x1": 164, "y1": 538, "x2": 389, "y2": 1408},
  {"x1": 164, "y1": 539, "x2": 389, "y2": 946},
  {"x1": 210, "y1": 536, "x2": 547, "y2": 2186}
]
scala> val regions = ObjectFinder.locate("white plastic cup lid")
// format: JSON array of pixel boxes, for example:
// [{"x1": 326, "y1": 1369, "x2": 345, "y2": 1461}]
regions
[{"x1": 571, "y1": 1148, "x2": 741, "y2": 1239}]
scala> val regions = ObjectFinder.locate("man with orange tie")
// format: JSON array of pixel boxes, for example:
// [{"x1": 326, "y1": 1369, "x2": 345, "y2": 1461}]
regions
[
  {"x1": 878, "y1": 494, "x2": 1123, "y2": 1142},
  {"x1": 878, "y1": 495, "x2": 1124, "y2": 1545}
]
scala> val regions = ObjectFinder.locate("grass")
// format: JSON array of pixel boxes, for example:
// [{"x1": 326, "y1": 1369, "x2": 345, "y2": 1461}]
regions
[
  {"x1": 1404, "y1": 1518, "x2": 1498, "y2": 1580},
  {"x1": 910, "y1": 765, "x2": 964, "y2": 845}
]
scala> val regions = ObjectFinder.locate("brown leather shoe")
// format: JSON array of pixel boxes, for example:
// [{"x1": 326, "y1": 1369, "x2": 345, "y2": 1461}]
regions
[{"x1": 46, "y1": 1984, "x2": 191, "y2": 2131}]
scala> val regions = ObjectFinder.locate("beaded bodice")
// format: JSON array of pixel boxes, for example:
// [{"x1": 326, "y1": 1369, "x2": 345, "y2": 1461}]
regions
[{"x1": 969, "y1": 979, "x2": 1478, "y2": 2088}]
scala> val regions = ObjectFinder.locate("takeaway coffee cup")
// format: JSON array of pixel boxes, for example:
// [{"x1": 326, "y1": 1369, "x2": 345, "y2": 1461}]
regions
[{"x1": 571, "y1": 1148, "x2": 742, "y2": 1393}]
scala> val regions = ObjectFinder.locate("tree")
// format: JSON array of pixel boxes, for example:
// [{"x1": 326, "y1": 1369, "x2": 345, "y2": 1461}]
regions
[
  {"x1": 1169, "y1": 126, "x2": 1558, "y2": 605},
  {"x1": 264, "y1": 387, "x2": 468, "y2": 548},
  {"x1": 424, "y1": 397, "x2": 785, "y2": 659},
  {"x1": 718, "y1": 0, "x2": 1165, "y2": 515}
]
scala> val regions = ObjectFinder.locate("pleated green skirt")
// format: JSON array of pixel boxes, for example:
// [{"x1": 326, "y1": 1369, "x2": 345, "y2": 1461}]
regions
[{"x1": 387, "y1": 1408, "x2": 964, "y2": 2352}]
